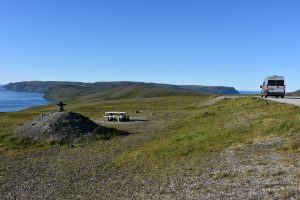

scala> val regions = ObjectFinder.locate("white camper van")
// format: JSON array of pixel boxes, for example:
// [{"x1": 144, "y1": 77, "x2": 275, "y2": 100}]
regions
[{"x1": 260, "y1": 76, "x2": 285, "y2": 98}]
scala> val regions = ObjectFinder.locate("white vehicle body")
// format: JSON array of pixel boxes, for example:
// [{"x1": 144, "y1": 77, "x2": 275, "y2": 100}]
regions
[{"x1": 260, "y1": 75, "x2": 285, "y2": 98}]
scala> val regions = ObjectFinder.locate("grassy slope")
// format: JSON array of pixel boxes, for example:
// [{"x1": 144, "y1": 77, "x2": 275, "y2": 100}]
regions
[
  {"x1": 1, "y1": 96, "x2": 300, "y2": 198},
  {"x1": 2, "y1": 96, "x2": 300, "y2": 159},
  {"x1": 5, "y1": 81, "x2": 240, "y2": 102},
  {"x1": 44, "y1": 85, "x2": 203, "y2": 101},
  {"x1": 116, "y1": 97, "x2": 300, "y2": 167},
  {"x1": 290, "y1": 90, "x2": 300, "y2": 96},
  {"x1": 0, "y1": 96, "x2": 209, "y2": 148}
]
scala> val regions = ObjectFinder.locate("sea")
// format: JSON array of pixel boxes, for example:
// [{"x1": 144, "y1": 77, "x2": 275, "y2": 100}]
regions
[
  {"x1": 0, "y1": 85, "x2": 52, "y2": 112},
  {"x1": 238, "y1": 91, "x2": 260, "y2": 95}
]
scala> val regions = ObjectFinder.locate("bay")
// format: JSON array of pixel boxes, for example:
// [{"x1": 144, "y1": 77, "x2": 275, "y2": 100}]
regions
[{"x1": 0, "y1": 85, "x2": 51, "y2": 112}]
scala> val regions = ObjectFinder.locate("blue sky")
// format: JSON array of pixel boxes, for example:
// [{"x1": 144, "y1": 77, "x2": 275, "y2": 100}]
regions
[{"x1": 0, "y1": 0, "x2": 300, "y2": 91}]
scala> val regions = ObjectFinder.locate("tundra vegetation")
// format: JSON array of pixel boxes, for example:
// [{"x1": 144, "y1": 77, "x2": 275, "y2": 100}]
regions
[{"x1": 1, "y1": 94, "x2": 300, "y2": 199}]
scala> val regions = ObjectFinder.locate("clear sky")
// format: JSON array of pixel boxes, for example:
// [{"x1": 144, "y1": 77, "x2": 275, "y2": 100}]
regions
[{"x1": 0, "y1": 0, "x2": 300, "y2": 91}]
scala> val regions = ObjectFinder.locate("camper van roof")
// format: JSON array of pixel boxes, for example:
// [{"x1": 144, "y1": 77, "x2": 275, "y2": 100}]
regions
[{"x1": 267, "y1": 75, "x2": 285, "y2": 80}]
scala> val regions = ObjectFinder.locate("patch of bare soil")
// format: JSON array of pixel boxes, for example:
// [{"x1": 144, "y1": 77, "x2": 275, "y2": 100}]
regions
[
  {"x1": 143, "y1": 137, "x2": 300, "y2": 200},
  {"x1": 96, "y1": 111, "x2": 188, "y2": 146}
]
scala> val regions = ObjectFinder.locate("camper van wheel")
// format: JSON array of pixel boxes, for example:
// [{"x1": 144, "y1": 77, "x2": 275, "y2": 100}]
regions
[
  {"x1": 261, "y1": 95, "x2": 263, "y2": 98},
  {"x1": 265, "y1": 95, "x2": 268, "y2": 98},
  {"x1": 281, "y1": 95, "x2": 284, "y2": 98},
  {"x1": 276, "y1": 96, "x2": 279, "y2": 98}
]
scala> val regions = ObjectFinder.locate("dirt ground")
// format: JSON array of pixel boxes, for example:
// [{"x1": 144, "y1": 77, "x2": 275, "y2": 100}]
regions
[{"x1": 1, "y1": 135, "x2": 299, "y2": 199}]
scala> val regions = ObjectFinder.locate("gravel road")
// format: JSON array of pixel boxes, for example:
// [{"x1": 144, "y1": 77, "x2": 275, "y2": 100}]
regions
[{"x1": 263, "y1": 96, "x2": 300, "y2": 107}]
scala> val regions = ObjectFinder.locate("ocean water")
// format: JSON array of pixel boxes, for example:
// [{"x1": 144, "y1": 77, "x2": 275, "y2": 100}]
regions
[
  {"x1": 0, "y1": 86, "x2": 52, "y2": 112},
  {"x1": 239, "y1": 91, "x2": 260, "y2": 95}
]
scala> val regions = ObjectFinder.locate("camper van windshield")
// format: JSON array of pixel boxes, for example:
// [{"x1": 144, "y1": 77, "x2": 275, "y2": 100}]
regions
[{"x1": 268, "y1": 80, "x2": 284, "y2": 86}]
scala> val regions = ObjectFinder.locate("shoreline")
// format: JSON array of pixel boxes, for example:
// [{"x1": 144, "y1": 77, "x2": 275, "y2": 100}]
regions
[{"x1": 0, "y1": 86, "x2": 53, "y2": 112}]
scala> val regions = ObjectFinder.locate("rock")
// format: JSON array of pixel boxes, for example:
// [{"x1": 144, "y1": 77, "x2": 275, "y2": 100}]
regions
[{"x1": 16, "y1": 112, "x2": 105, "y2": 143}]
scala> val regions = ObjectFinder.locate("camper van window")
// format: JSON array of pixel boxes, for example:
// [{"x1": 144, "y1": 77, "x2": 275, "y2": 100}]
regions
[
  {"x1": 268, "y1": 80, "x2": 276, "y2": 86},
  {"x1": 267, "y1": 80, "x2": 284, "y2": 86},
  {"x1": 277, "y1": 80, "x2": 284, "y2": 86}
]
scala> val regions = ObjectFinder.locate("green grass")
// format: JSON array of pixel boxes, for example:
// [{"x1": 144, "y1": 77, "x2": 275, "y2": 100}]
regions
[
  {"x1": 280, "y1": 188, "x2": 294, "y2": 199},
  {"x1": 3, "y1": 95, "x2": 300, "y2": 199},
  {"x1": 0, "y1": 96, "x2": 211, "y2": 149},
  {"x1": 2, "y1": 95, "x2": 300, "y2": 169},
  {"x1": 115, "y1": 97, "x2": 300, "y2": 167}
]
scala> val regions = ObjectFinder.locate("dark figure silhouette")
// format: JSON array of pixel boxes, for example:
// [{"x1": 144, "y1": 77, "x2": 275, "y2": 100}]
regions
[{"x1": 57, "y1": 102, "x2": 66, "y2": 112}]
